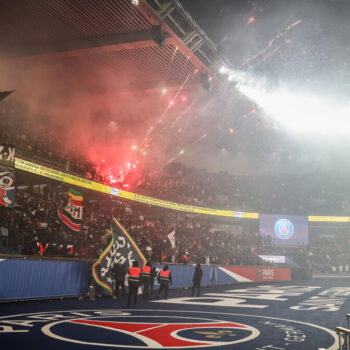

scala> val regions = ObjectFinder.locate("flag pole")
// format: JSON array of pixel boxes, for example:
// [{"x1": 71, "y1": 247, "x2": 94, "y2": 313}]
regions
[{"x1": 173, "y1": 212, "x2": 177, "y2": 263}]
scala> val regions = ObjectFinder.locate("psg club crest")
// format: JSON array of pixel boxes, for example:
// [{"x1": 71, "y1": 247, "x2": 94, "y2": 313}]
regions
[
  {"x1": 274, "y1": 218, "x2": 294, "y2": 240},
  {"x1": 42, "y1": 314, "x2": 258, "y2": 348},
  {"x1": 0, "y1": 309, "x2": 337, "y2": 349}
]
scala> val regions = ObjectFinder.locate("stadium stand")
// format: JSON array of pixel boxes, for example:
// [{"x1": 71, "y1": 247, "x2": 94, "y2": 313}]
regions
[
  {"x1": 1, "y1": 97, "x2": 350, "y2": 274},
  {"x1": 1, "y1": 168, "x2": 350, "y2": 277}
]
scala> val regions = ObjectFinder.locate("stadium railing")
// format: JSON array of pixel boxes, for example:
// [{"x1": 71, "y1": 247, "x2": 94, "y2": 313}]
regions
[{"x1": 336, "y1": 314, "x2": 350, "y2": 350}]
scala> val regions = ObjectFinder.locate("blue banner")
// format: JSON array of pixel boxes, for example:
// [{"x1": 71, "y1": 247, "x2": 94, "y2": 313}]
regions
[
  {"x1": 0, "y1": 259, "x2": 290, "y2": 300},
  {"x1": 0, "y1": 259, "x2": 91, "y2": 300}
]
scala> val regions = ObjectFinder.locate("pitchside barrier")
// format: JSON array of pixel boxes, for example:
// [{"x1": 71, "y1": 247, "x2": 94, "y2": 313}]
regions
[
  {"x1": 0, "y1": 258, "x2": 291, "y2": 301},
  {"x1": 14, "y1": 157, "x2": 350, "y2": 222}
]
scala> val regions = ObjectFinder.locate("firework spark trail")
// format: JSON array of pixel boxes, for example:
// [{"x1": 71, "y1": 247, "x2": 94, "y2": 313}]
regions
[
  {"x1": 237, "y1": 19, "x2": 301, "y2": 70},
  {"x1": 137, "y1": 126, "x2": 154, "y2": 151},
  {"x1": 248, "y1": 43, "x2": 286, "y2": 69},
  {"x1": 139, "y1": 63, "x2": 196, "y2": 160},
  {"x1": 171, "y1": 99, "x2": 197, "y2": 128},
  {"x1": 165, "y1": 133, "x2": 207, "y2": 165},
  {"x1": 145, "y1": 126, "x2": 153, "y2": 139},
  {"x1": 180, "y1": 55, "x2": 190, "y2": 76},
  {"x1": 165, "y1": 46, "x2": 178, "y2": 76},
  {"x1": 240, "y1": 108, "x2": 257, "y2": 119},
  {"x1": 164, "y1": 153, "x2": 182, "y2": 165},
  {"x1": 143, "y1": 126, "x2": 153, "y2": 143},
  {"x1": 261, "y1": 43, "x2": 285, "y2": 61},
  {"x1": 158, "y1": 104, "x2": 172, "y2": 122},
  {"x1": 157, "y1": 70, "x2": 195, "y2": 125},
  {"x1": 138, "y1": 70, "x2": 195, "y2": 150},
  {"x1": 260, "y1": 42, "x2": 286, "y2": 63},
  {"x1": 187, "y1": 133, "x2": 207, "y2": 148},
  {"x1": 173, "y1": 72, "x2": 192, "y2": 101}
]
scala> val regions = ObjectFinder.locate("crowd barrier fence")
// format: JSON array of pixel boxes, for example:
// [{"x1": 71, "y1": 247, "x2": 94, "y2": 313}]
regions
[{"x1": 0, "y1": 258, "x2": 290, "y2": 301}]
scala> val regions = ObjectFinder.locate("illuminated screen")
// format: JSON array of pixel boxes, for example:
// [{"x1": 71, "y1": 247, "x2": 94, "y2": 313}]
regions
[
  {"x1": 259, "y1": 214, "x2": 309, "y2": 246},
  {"x1": 258, "y1": 255, "x2": 286, "y2": 264}
]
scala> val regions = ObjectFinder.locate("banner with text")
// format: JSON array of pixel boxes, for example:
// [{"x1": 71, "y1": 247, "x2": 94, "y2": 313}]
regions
[
  {"x1": 92, "y1": 217, "x2": 146, "y2": 294},
  {"x1": 0, "y1": 145, "x2": 15, "y2": 167},
  {"x1": 0, "y1": 165, "x2": 15, "y2": 208}
]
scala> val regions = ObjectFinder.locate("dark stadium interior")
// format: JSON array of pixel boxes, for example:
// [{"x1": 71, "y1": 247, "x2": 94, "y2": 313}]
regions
[
  {"x1": 1, "y1": 0, "x2": 350, "y2": 272},
  {"x1": 1, "y1": 1, "x2": 350, "y2": 349}
]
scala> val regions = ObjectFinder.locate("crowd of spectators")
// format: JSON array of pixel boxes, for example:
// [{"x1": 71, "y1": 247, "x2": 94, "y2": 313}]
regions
[
  {"x1": 0, "y1": 185, "x2": 104, "y2": 259},
  {"x1": 137, "y1": 162, "x2": 350, "y2": 216},
  {"x1": 1, "y1": 183, "x2": 350, "y2": 274},
  {"x1": 0, "y1": 184, "x2": 260, "y2": 266},
  {"x1": 1, "y1": 100, "x2": 350, "y2": 274},
  {"x1": 258, "y1": 230, "x2": 350, "y2": 274},
  {"x1": 306, "y1": 231, "x2": 350, "y2": 273}
]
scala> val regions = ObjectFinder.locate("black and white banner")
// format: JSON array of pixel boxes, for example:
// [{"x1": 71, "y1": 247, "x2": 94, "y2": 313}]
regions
[
  {"x1": 92, "y1": 216, "x2": 146, "y2": 294},
  {"x1": 0, "y1": 144, "x2": 15, "y2": 167}
]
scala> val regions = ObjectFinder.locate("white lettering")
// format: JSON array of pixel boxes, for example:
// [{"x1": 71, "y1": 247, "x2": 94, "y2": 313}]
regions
[
  {"x1": 7, "y1": 147, "x2": 15, "y2": 162},
  {"x1": 290, "y1": 306, "x2": 319, "y2": 311},
  {"x1": 227, "y1": 285, "x2": 320, "y2": 295},
  {"x1": 261, "y1": 322, "x2": 305, "y2": 343},
  {"x1": 291, "y1": 287, "x2": 350, "y2": 312},
  {"x1": 127, "y1": 251, "x2": 134, "y2": 267},
  {"x1": 0, "y1": 325, "x2": 28, "y2": 333},
  {"x1": 116, "y1": 236, "x2": 126, "y2": 249},
  {"x1": 2, "y1": 320, "x2": 46, "y2": 327},
  {"x1": 152, "y1": 297, "x2": 268, "y2": 308},
  {"x1": 205, "y1": 292, "x2": 288, "y2": 301}
]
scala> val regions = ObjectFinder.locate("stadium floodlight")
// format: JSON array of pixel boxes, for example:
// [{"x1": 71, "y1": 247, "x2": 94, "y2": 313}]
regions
[
  {"x1": 219, "y1": 66, "x2": 227, "y2": 74},
  {"x1": 238, "y1": 84, "x2": 350, "y2": 136},
  {"x1": 200, "y1": 73, "x2": 213, "y2": 91}
]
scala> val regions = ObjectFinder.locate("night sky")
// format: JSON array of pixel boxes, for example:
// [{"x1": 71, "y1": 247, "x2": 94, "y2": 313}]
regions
[
  {"x1": 180, "y1": 0, "x2": 350, "y2": 91},
  {"x1": 176, "y1": 0, "x2": 350, "y2": 176}
]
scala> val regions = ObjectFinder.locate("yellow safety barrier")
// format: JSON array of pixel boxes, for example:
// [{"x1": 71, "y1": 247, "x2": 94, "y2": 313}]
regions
[
  {"x1": 14, "y1": 158, "x2": 110, "y2": 194},
  {"x1": 117, "y1": 189, "x2": 259, "y2": 218},
  {"x1": 308, "y1": 216, "x2": 350, "y2": 223},
  {"x1": 14, "y1": 157, "x2": 350, "y2": 222}
]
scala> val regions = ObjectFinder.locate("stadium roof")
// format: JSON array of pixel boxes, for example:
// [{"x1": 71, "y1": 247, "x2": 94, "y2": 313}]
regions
[{"x1": 0, "y1": 0, "x2": 226, "y2": 95}]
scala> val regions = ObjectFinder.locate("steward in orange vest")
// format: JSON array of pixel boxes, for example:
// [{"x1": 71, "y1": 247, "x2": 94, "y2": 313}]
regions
[
  {"x1": 141, "y1": 261, "x2": 152, "y2": 300},
  {"x1": 127, "y1": 261, "x2": 141, "y2": 307},
  {"x1": 156, "y1": 265, "x2": 172, "y2": 300}
]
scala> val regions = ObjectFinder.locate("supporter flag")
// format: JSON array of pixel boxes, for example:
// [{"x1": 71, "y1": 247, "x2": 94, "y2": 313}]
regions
[
  {"x1": 167, "y1": 228, "x2": 176, "y2": 249},
  {"x1": 92, "y1": 216, "x2": 146, "y2": 294},
  {"x1": 58, "y1": 188, "x2": 83, "y2": 231},
  {"x1": 0, "y1": 144, "x2": 15, "y2": 167},
  {"x1": 0, "y1": 144, "x2": 16, "y2": 209},
  {"x1": 0, "y1": 166, "x2": 15, "y2": 208}
]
